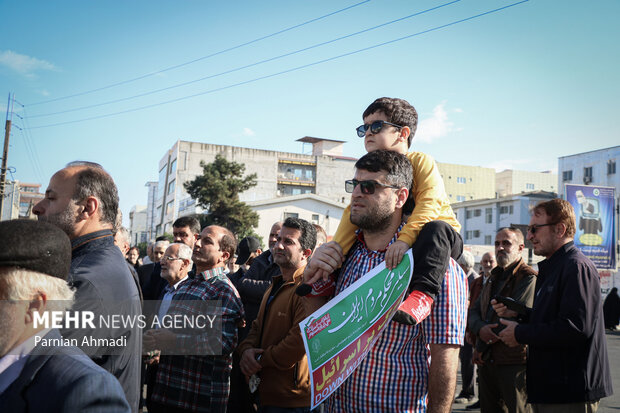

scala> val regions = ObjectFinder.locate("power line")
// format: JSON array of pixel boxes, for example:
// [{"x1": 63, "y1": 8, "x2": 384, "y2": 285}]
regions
[
  {"x1": 26, "y1": 0, "x2": 528, "y2": 130},
  {"x1": 17, "y1": 106, "x2": 46, "y2": 182},
  {"x1": 28, "y1": 0, "x2": 461, "y2": 119},
  {"x1": 27, "y1": 0, "x2": 372, "y2": 107}
]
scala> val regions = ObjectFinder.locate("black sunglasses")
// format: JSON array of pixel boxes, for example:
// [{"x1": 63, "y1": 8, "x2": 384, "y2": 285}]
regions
[
  {"x1": 356, "y1": 120, "x2": 403, "y2": 138},
  {"x1": 345, "y1": 179, "x2": 400, "y2": 194},
  {"x1": 527, "y1": 223, "x2": 557, "y2": 234}
]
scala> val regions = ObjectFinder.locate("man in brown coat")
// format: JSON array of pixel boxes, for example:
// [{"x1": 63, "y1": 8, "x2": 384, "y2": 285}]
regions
[
  {"x1": 238, "y1": 217, "x2": 317, "y2": 412},
  {"x1": 468, "y1": 227, "x2": 536, "y2": 413}
]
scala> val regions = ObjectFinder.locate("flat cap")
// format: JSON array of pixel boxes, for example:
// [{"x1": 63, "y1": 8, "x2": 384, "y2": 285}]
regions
[{"x1": 0, "y1": 219, "x2": 71, "y2": 280}]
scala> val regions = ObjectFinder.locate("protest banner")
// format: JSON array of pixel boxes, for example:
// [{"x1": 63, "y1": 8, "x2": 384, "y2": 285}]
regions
[{"x1": 299, "y1": 250, "x2": 413, "y2": 408}]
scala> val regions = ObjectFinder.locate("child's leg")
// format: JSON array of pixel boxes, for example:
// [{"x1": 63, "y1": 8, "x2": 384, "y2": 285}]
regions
[
  {"x1": 393, "y1": 221, "x2": 463, "y2": 325},
  {"x1": 410, "y1": 220, "x2": 463, "y2": 299}
]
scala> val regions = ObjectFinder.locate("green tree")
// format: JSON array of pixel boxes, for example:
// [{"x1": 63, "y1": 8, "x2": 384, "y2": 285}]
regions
[{"x1": 184, "y1": 155, "x2": 259, "y2": 238}]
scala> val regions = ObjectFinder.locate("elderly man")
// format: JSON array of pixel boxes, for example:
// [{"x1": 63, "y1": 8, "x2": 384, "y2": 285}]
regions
[
  {"x1": 495, "y1": 199, "x2": 612, "y2": 412},
  {"x1": 469, "y1": 227, "x2": 536, "y2": 413},
  {"x1": 455, "y1": 251, "x2": 479, "y2": 404},
  {"x1": 114, "y1": 226, "x2": 143, "y2": 303},
  {"x1": 143, "y1": 217, "x2": 201, "y2": 302},
  {"x1": 0, "y1": 219, "x2": 130, "y2": 412},
  {"x1": 304, "y1": 150, "x2": 468, "y2": 412},
  {"x1": 139, "y1": 240, "x2": 169, "y2": 297},
  {"x1": 145, "y1": 225, "x2": 244, "y2": 413},
  {"x1": 144, "y1": 243, "x2": 192, "y2": 411},
  {"x1": 32, "y1": 161, "x2": 142, "y2": 412},
  {"x1": 238, "y1": 218, "x2": 317, "y2": 411}
]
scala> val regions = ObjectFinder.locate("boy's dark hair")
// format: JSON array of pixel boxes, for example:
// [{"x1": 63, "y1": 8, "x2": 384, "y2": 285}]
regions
[
  {"x1": 282, "y1": 217, "x2": 317, "y2": 252},
  {"x1": 355, "y1": 150, "x2": 413, "y2": 191},
  {"x1": 173, "y1": 216, "x2": 201, "y2": 235},
  {"x1": 362, "y1": 97, "x2": 418, "y2": 148}
]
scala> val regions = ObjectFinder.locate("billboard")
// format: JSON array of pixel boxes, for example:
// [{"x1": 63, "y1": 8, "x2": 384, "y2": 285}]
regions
[{"x1": 565, "y1": 184, "x2": 616, "y2": 270}]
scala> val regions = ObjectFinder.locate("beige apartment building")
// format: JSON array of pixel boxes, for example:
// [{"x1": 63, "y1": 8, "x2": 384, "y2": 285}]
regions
[
  {"x1": 148, "y1": 137, "x2": 355, "y2": 237},
  {"x1": 436, "y1": 162, "x2": 496, "y2": 203}
]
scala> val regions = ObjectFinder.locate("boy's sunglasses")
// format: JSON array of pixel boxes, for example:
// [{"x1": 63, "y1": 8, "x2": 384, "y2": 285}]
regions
[
  {"x1": 356, "y1": 120, "x2": 403, "y2": 138},
  {"x1": 345, "y1": 179, "x2": 400, "y2": 194}
]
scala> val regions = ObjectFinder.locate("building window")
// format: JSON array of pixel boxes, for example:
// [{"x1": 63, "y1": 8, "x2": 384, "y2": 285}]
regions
[
  {"x1": 166, "y1": 201, "x2": 174, "y2": 215},
  {"x1": 485, "y1": 235, "x2": 492, "y2": 245},
  {"x1": 473, "y1": 230, "x2": 480, "y2": 238},
  {"x1": 485, "y1": 208, "x2": 492, "y2": 224},
  {"x1": 456, "y1": 195, "x2": 466, "y2": 202},
  {"x1": 283, "y1": 212, "x2": 299, "y2": 219},
  {"x1": 562, "y1": 170, "x2": 573, "y2": 182},
  {"x1": 312, "y1": 214, "x2": 320, "y2": 224},
  {"x1": 584, "y1": 167, "x2": 593, "y2": 183},
  {"x1": 456, "y1": 177, "x2": 466, "y2": 184},
  {"x1": 157, "y1": 165, "x2": 167, "y2": 200},
  {"x1": 608, "y1": 160, "x2": 616, "y2": 175},
  {"x1": 170, "y1": 159, "x2": 177, "y2": 175},
  {"x1": 466, "y1": 231, "x2": 472, "y2": 240},
  {"x1": 474, "y1": 209, "x2": 481, "y2": 217},
  {"x1": 500, "y1": 205, "x2": 514, "y2": 215},
  {"x1": 526, "y1": 183, "x2": 534, "y2": 190},
  {"x1": 167, "y1": 180, "x2": 175, "y2": 195},
  {"x1": 466, "y1": 210, "x2": 472, "y2": 219}
]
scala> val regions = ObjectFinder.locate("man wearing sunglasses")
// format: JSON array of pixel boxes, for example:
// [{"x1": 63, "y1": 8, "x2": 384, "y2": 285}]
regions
[
  {"x1": 309, "y1": 97, "x2": 462, "y2": 328},
  {"x1": 493, "y1": 199, "x2": 612, "y2": 412},
  {"x1": 304, "y1": 150, "x2": 468, "y2": 413}
]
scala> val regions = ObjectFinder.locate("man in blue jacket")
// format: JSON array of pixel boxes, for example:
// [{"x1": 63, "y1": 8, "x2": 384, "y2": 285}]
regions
[
  {"x1": 33, "y1": 161, "x2": 142, "y2": 412},
  {"x1": 495, "y1": 198, "x2": 612, "y2": 412}
]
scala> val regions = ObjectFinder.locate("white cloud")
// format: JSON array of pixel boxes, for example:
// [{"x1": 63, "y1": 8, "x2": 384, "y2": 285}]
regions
[
  {"x1": 0, "y1": 50, "x2": 56, "y2": 77},
  {"x1": 242, "y1": 127, "x2": 255, "y2": 137},
  {"x1": 416, "y1": 102, "x2": 455, "y2": 143},
  {"x1": 484, "y1": 159, "x2": 557, "y2": 173}
]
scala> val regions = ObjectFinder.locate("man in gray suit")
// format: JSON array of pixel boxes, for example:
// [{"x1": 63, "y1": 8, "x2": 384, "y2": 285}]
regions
[{"x1": 0, "y1": 219, "x2": 130, "y2": 412}]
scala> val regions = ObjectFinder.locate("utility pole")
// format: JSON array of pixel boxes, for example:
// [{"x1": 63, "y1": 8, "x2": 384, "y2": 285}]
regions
[{"x1": 0, "y1": 93, "x2": 13, "y2": 220}]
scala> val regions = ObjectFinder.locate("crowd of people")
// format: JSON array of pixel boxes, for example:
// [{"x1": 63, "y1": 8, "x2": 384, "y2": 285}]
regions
[{"x1": 0, "y1": 97, "x2": 613, "y2": 413}]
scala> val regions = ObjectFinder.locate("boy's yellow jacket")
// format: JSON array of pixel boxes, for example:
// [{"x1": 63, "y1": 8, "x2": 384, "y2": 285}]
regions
[{"x1": 333, "y1": 151, "x2": 461, "y2": 254}]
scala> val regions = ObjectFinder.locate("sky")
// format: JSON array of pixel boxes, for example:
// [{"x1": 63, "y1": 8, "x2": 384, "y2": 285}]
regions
[{"x1": 1, "y1": 0, "x2": 619, "y2": 226}]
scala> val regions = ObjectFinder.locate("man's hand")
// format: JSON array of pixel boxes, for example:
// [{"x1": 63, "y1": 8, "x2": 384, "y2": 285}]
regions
[
  {"x1": 498, "y1": 319, "x2": 520, "y2": 347},
  {"x1": 144, "y1": 329, "x2": 176, "y2": 351},
  {"x1": 385, "y1": 240, "x2": 409, "y2": 270},
  {"x1": 478, "y1": 323, "x2": 500, "y2": 345},
  {"x1": 490, "y1": 299, "x2": 518, "y2": 318},
  {"x1": 143, "y1": 331, "x2": 158, "y2": 353},
  {"x1": 303, "y1": 241, "x2": 344, "y2": 285},
  {"x1": 240, "y1": 348, "x2": 264, "y2": 376},
  {"x1": 472, "y1": 349, "x2": 484, "y2": 366}
]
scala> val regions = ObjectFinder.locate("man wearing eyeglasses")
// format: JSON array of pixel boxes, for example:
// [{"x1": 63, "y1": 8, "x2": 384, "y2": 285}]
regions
[
  {"x1": 468, "y1": 227, "x2": 536, "y2": 413},
  {"x1": 493, "y1": 199, "x2": 612, "y2": 413},
  {"x1": 143, "y1": 243, "x2": 192, "y2": 411},
  {"x1": 304, "y1": 150, "x2": 468, "y2": 413}
]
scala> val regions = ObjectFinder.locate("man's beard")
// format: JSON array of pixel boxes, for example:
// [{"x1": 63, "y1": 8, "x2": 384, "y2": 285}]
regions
[
  {"x1": 38, "y1": 207, "x2": 77, "y2": 237},
  {"x1": 496, "y1": 251, "x2": 519, "y2": 268},
  {"x1": 350, "y1": 202, "x2": 393, "y2": 233}
]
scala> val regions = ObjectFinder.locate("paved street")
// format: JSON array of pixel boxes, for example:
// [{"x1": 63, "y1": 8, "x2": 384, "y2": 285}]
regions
[{"x1": 452, "y1": 330, "x2": 620, "y2": 412}]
